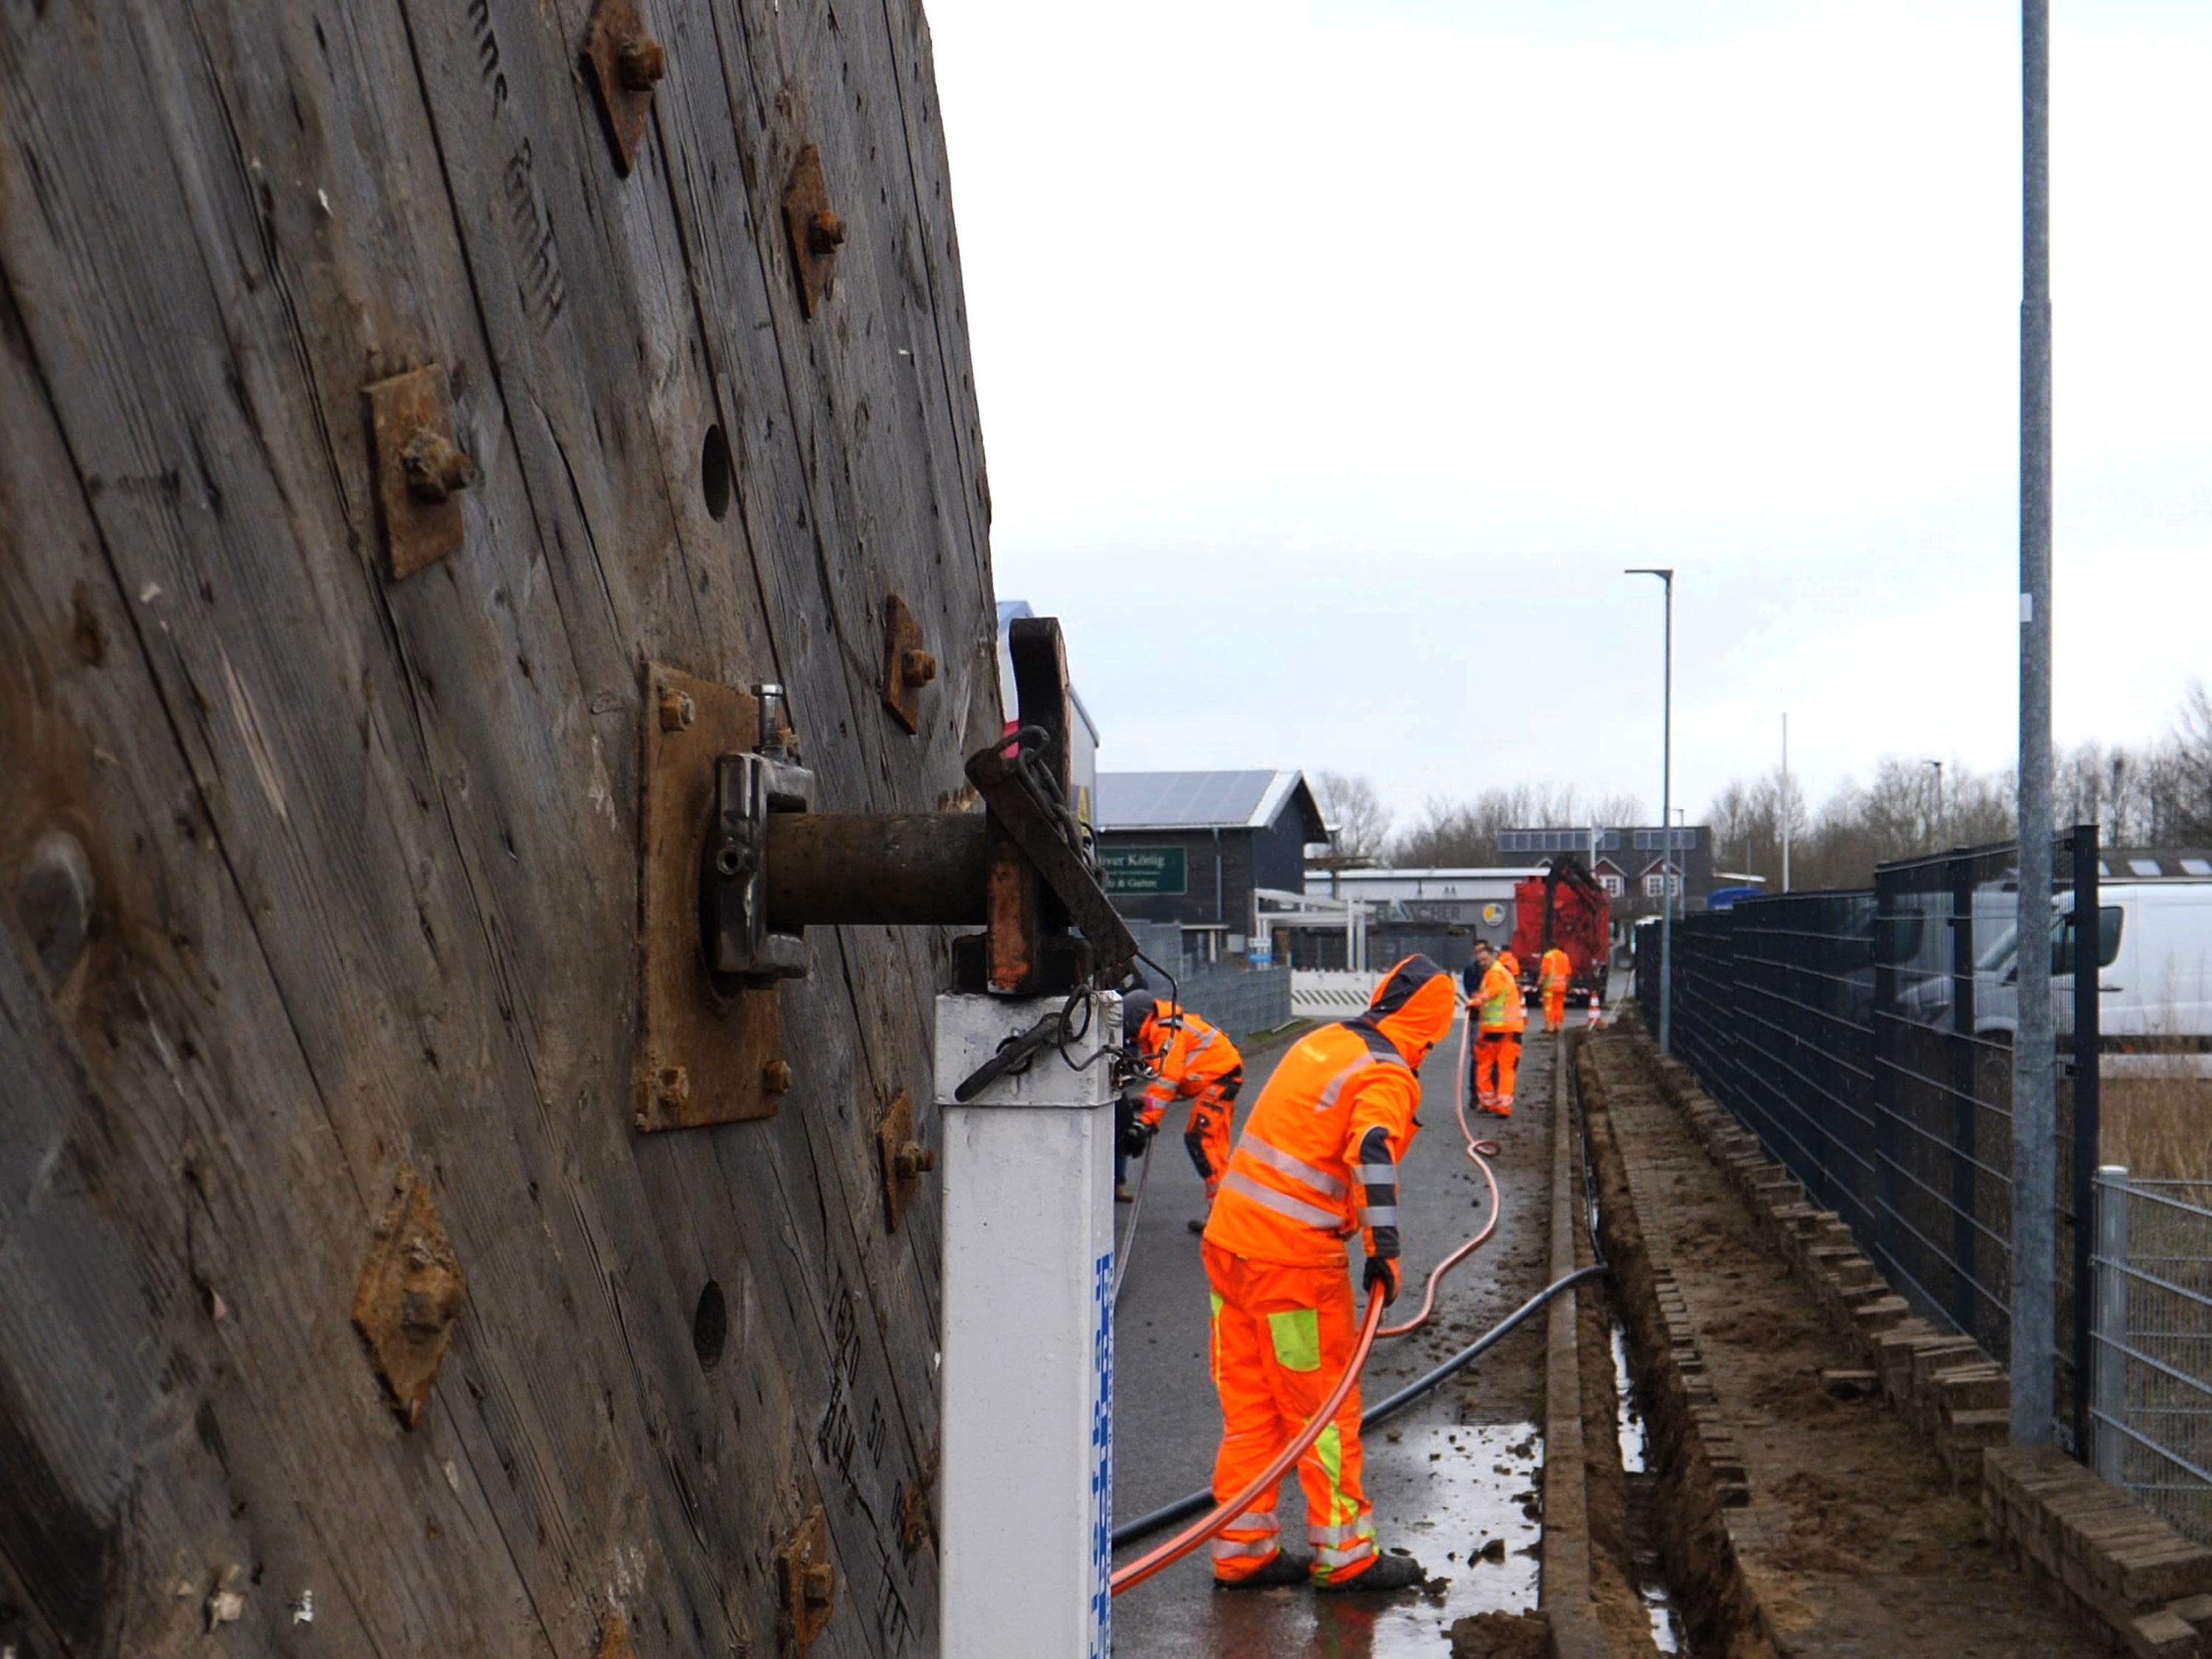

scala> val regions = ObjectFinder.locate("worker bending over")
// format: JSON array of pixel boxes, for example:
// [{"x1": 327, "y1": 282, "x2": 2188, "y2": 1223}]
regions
[
  {"x1": 1199, "y1": 955, "x2": 1456, "y2": 1593},
  {"x1": 1538, "y1": 942, "x2": 1573, "y2": 1035},
  {"x1": 1468, "y1": 940, "x2": 1525, "y2": 1115},
  {"x1": 1122, "y1": 992, "x2": 1245, "y2": 1231}
]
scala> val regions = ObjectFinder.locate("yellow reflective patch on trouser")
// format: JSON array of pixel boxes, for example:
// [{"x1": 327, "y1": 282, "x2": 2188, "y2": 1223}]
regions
[
  {"x1": 1313, "y1": 1422, "x2": 1348, "y2": 1522},
  {"x1": 1209, "y1": 1292, "x2": 1225, "y2": 1385},
  {"x1": 1308, "y1": 1422, "x2": 1375, "y2": 1581},
  {"x1": 1265, "y1": 1307, "x2": 1321, "y2": 1373}
]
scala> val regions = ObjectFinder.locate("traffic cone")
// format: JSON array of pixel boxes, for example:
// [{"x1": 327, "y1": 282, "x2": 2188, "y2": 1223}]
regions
[{"x1": 1586, "y1": 994, "x2": 1604, "y2": 1030}]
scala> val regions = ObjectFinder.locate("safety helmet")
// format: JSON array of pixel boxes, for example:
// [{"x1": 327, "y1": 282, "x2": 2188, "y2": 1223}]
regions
[{"x1": 1120, "y1": 989, "x2": 1158, "y2": 1042}]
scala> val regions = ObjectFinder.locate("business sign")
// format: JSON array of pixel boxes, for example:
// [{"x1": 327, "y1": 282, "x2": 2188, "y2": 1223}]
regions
[{"x1": 1102, "y1": 845, "x2": 1186, "y2": 897}]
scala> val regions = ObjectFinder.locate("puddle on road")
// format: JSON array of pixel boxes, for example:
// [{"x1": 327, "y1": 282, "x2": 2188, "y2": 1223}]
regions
[
  {"x1": 1110, "y1": 1422, "x2": 1545, "y2": 1658},
  {"x1": 1354, "y1": 1420, "x2": 1543, "y2": 1655}
]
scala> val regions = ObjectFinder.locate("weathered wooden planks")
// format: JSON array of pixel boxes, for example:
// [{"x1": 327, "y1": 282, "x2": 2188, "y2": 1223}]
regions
[{"x1": 0, "y1": 0, "x2": 995, "y2": 1650}]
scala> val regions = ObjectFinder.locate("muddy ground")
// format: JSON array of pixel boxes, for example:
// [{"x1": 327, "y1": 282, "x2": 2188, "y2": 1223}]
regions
[{"x1": 1579, "y1": 1028, "x2": 2093, "y2": 1659}]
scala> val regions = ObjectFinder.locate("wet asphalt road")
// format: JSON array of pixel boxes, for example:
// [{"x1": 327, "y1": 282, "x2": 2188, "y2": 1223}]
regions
[{"x1": 1109, "y1": 1016, "x2": 1573, "y2": 1658}]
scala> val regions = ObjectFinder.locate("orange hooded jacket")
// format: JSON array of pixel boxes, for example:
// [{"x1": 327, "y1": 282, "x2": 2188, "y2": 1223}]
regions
[
  {"x1": 1134, "y1": 1001, "x2": 1243, "y2": 1126},
  {"x1": 1202, "y1": 956, "x2": 1457, "y2": 1270}
]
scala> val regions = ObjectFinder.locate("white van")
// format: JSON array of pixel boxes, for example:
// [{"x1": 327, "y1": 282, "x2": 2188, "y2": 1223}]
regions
[{"x1": 1977, "y1": 881, "x2": 2212, "y2": 1075}]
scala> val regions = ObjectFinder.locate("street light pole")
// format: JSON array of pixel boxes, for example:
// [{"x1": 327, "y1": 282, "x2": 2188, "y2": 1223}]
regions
[
  {"x1": 2014, "y1": 0, "x2": 2057, "y2": 1449},
  {"x1": 1672, "y1": 808, "x2": 1687, "y2": 924},
  {"x1": 1627, "y1": 568, "x2": 1674, "y2": 1053},
  {"x1": 1925, "y1": 759, "x2": 1945, "y2": 851}
]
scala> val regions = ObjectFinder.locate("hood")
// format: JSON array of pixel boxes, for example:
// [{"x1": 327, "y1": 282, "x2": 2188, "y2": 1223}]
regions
[{"x1": 1357, "y1": 954, "x2": 1457, "y2": 1065}]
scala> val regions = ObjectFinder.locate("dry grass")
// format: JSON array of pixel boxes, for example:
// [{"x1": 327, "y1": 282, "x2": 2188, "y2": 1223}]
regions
[{"x1": 2101, "y1": 1075, "x2": 2212, "y2": 1182}]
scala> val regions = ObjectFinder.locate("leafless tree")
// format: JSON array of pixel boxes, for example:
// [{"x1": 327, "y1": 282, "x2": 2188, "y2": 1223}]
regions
[
  {"x1": 1310, "y1": 771, "x2": 1394, "y2": 870},
  {"x1": 1387, "y1": 783, "x2": 1642, "y2": 867},
  {"x1": 2160, "y1": 682, "x2": 2212, "y2": 842}
]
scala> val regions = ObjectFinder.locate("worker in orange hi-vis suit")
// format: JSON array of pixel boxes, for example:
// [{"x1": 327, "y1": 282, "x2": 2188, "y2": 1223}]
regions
[
  {"x1": 1539, "y1": 944, "x2": 1573, "y2": 1034},
  {"x1": 1198, "y1": 955, "x2": 1456, "y2": 1596},
  {"x1": 1468, "y1": 939, "x2": 1525, "y2": 1115},
  {"x1": 1122, "y1": 991, "x2": 1245, "y2": 1229}
]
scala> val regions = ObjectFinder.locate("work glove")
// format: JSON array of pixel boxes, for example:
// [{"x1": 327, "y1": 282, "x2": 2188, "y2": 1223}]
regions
[
  {"x1": 1363, "y1": 1253, "x2": 1400, "y2": 1307},
  {"x1": 1119, "y1": 1117, "x2": 1155, "y2": 1158}
]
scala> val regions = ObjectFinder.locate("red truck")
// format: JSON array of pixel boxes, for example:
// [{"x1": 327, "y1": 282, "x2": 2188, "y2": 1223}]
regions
[{"x1": 1510, "y1": 858, "x2": 1610, "y2": 1004}]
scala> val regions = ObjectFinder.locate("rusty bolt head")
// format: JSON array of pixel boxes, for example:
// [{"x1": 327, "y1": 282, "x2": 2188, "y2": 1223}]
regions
[
  {"x1": 658, "y1": 688, "x2": 696, "y2": 732},
  {"x1": 656, "y1": 1065, "x2": 692, "y2": 1109},
  {"x1": 618, "y1": 35, "x2": 667, "y2": 89},
  {"x1": 899, "y1": 648, "x2": 936, "y2": 688},
  {"x1": 400, "y1": 1287, "x2": 451, "y2": 1336},
  {"x1": 762, "y1": 1058, "x2": 793, "y2": 1095},
  {"x1": 400, "y1": 427, "x2": 473, "y2": 503},
  {"x1": 801, "y1": 1562, "x2": 833, "y2": 1607},
  {"x1": 807, "y1": 210, "x2": 846, "y2": 256},
  {"x1": 894, "y1": 1141, "x2": 935, "y2": 1180}
]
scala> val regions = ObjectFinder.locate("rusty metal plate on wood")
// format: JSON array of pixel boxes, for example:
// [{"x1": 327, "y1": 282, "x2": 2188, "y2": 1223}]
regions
[
  {"x1": 366, "y1": 364, "x2": 470, "y2": 581},
  {"x1": 782, "y1": 145, "x2": 844, "y2": 317},
  {"x1": 880, "y1": 594, "x2": 934, "y2": 734},
  {"x1": 779, "y1": 1504, "x2": 835, "y2": 1652},
  {"x1": 874, "y1": 1090, "x2": 934, "y2": 1231},
  {"x1": 638, "y1": 663, "x2": 784, "y2": 1130},
  {"x1": 583, "y1": 0, "x2": 666, "y2": 175},
  {"x1": 351, "y1": 1166, "x2": 466, "y2": 1428},
  {"x1": 898, "y1": 1478, "x2": 933, "y2": 1557}
]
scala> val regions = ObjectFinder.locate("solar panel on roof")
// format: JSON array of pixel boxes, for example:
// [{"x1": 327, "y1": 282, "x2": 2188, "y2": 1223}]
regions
[{"x1": 1096, "y1": 770, "x2": 1281, "y2": 828}]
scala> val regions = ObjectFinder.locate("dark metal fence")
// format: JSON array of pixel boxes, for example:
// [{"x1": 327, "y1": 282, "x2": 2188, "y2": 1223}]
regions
[{"x1": 1638, "y1": 832, "x2": 2101, "y2": 1451}]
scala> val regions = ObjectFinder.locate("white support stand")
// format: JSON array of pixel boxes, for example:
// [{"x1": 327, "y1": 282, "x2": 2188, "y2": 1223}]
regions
[{"x1": 936, "y1": 992, "x2": 1120, "y2": 1659}]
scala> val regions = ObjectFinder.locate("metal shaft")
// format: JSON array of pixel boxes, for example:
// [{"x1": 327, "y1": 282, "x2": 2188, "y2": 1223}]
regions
[
  {"x1": 2012, "y1": 0, "x2": 2056, "y2": 1448},
  {"x1": 763, "y1": 812, "x2": 992, "y2": 930}
]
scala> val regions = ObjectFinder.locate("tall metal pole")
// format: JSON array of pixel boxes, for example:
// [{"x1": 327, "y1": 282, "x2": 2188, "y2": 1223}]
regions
[
  {"x1": 1627, "y1": 568, "x2": 1674, "y2": 1052},
  {"x1": 2012, "y1": 0, "x2": 2056, "y2": 1449}
]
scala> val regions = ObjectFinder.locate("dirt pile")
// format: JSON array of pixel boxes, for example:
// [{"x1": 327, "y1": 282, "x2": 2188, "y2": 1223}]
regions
[{"x1": 1447, "y1": 1607, "x2": 1551, "y2": 1658}]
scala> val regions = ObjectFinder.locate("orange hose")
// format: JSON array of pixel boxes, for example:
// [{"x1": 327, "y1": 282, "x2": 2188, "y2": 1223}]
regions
[
  {"x1": 1381, "y1": 1014, "x2": 1499, "y2": 1338},
  {"x1": 1109, "y1": 1293, "x2": 1388, "y2": 1596},
  {"x1": 1110, "y1": 1011, "x2": 1512, "y2": 1596}
]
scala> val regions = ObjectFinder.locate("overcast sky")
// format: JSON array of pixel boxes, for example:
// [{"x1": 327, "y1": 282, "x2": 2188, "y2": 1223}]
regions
[{"x1": 925, "y1": 0, "x2": 2212, "y2": 829}]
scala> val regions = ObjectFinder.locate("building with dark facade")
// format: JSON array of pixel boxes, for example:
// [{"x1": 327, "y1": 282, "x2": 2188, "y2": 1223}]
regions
[
  {"x1": 1098, "y1": 771, "x2": 1326, "y2": 967},
  {"x1": 1498, "y1": 824, "x2": 1718, "y2": 925}
]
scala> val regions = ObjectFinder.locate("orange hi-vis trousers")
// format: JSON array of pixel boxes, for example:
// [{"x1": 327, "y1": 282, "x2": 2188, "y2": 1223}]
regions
[
  {"x1": 1183, "y1": 1068, "x2": 1244, "y2": 1203},
  {"x1": 1202, "y1": 1242, "x2": 1377, "y2": 1585},
  {"x1": 1473, "y1": 1030, "x2": 1522, "y2": 1112},
  {"x1": 1543, "y1": 988, "x2": 1567, "y2": 1033}
]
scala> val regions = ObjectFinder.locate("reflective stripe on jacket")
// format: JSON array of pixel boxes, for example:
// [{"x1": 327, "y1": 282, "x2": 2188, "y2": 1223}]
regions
[{"x1": 1138, "y1": 1002, "x2": 1244, "y2": 1118}]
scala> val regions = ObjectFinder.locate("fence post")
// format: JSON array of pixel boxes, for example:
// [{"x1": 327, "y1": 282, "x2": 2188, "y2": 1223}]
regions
[
  {"x1": 2071, "y1": 826, "x2": 2103, "y2": 1456},
  {"x1": 2093, "y1": 1164, "x2": 2129, "y2": 1487},
  {"x1": 1950, "y1": 856, "x2": 1980, "y2": 1341}
]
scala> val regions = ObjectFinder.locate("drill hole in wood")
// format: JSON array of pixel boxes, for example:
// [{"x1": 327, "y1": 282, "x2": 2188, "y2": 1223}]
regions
[
  {"x1": 701, "y1": 424, "x2": 734, "y2": 521},
  {"x1": 692, "y1": 1279, "x2": 728, "y2": 1372}
]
